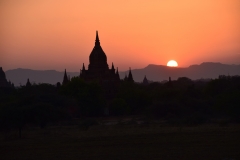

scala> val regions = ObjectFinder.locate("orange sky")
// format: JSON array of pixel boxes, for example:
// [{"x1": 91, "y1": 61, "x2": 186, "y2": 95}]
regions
[{"x1": 1, "y1": 0, "x2": 240, "y2": 71}]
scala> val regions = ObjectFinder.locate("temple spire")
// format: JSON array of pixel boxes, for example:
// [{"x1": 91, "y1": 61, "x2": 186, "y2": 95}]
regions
[
  {"x1": 62, "y1": 69, "x2": 69, "y2": 85},
  {"x1": 64, "y1": 69, "x2": 67, "y2": 76},
  {"x1": 26, "y1": 78, "x2": 32, "y2": 87},
  {"x1": 128, "y1": 67, "x2": 134, "y2": 82},
  {"x1": 143, "y1": 75, "x2": 148, "y2": 85},
  {"x1": 111, "y1": 62, "x2": 115, "y2": 70},
  {"x1": 124, "y1": 73, "x2": 128, "y2": 81},
  {"x1": 82, "y1": 63, "x2": 86, "y2": 71},
  {"x1": 95, "y1": 30, "x2": 100, "y2": 46}
]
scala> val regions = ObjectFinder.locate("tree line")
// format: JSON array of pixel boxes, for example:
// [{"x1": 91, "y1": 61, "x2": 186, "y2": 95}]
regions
[{"x1": 0, "y1": 75, "x2": 240, "y2": 136}]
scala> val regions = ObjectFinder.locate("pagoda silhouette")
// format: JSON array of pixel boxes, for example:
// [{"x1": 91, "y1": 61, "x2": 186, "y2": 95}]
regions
[
  {"x1": 62, "y1": 31, "x2": 135, "y2": 88},
  {"x1": 79, "y1": 31, "x2": 120, "y2": 83}
]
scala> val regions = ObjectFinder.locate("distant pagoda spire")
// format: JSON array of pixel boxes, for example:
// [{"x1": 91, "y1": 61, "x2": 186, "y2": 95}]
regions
[
  {"x1": 111, "y1": 62, "x2": 115, "y2": 70},
  {"x1": 143, "y1": 75, "x2": 148, "y2": 85},
  {"x1": 111, "y1": 62, "x2": 115, "y2": 74},
  {"x1": 124, "y1": 73, "x2": 128, "y2": 81},
  {"x1": 95, "y1": 30, "x2": 100, "y2": 46},
  {"x1": 62, "y1": 69, "x2": 69, "y2": 85},
  {"x1": 127, "y1": 67, "x2": 134, "y2": 82},
  {"x1": 82, "y1": 63, "x2": 86, "y2": 71},
  {"x1": 26, "y1": 78, "x2": 32, "y2": 87},
  {"x1": 64, "y1": 69, "x2": 67, "y2": 76}
]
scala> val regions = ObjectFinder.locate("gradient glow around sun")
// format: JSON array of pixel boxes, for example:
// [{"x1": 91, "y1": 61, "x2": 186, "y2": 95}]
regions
[{"x1": 167, "y1": 60, "x2": 178, "y2": 67}]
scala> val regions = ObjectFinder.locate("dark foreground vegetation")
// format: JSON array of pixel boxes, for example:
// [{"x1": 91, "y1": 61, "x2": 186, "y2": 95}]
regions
[{"x1": 0, "y1": 75, "x2": 240, "y2": 159}]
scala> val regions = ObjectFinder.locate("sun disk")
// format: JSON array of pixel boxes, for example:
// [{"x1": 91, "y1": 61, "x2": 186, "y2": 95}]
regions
[{"x1": 167, "y1": 60, "x2": 178, "y2": 67}]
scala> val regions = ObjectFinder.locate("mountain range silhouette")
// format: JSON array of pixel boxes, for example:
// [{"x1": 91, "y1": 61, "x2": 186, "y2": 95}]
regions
[{"x1": 5, "y1": 62, "x2": 240, "y2": 86}]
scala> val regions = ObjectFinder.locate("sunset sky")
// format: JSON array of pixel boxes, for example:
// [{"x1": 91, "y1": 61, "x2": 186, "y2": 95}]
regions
[{"x1": 1, "y1": 0, "x2": 240, "y2": 71}]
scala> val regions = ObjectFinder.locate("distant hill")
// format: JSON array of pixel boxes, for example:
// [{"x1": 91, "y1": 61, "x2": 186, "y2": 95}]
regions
[
  {"x1": 4, "y1": 62, "x2": 240, "y2": 86},
  {"x1": 119, "y1": 62, "x2": 240, "y2": 82}
]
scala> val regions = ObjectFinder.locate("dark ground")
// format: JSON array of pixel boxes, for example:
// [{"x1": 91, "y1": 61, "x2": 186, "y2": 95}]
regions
[{"x1": 1, "y1": 123, "x2": 240, "y2": 160}]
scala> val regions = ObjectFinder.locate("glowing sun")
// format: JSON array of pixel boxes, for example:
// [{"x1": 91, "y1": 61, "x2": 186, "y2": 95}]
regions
[{"x1": 167, "y1": 60, "x2": 178, "y2": 67}]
